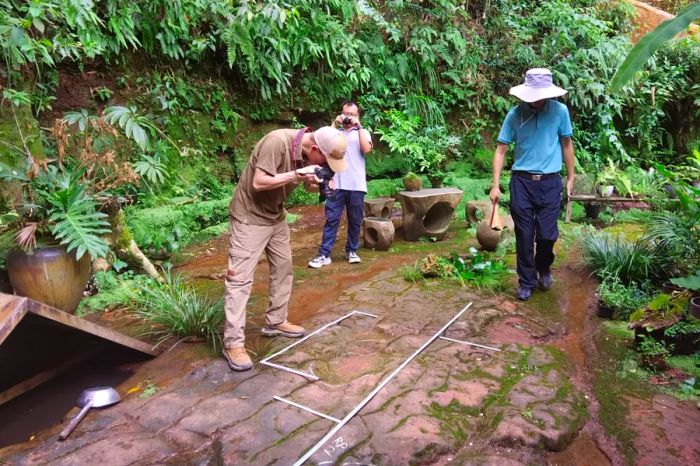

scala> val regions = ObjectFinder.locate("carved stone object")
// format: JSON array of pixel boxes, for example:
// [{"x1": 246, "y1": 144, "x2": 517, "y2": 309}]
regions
[
  {"x1": 364, "y1": 197, "x2": 395, "y2": 219},
  {"x1": 398, "y1": 188, "x2": 463, "y2": 241},
  {"x1": 465, "y1": 200, "x2": 494, "y2": 227},
  {"x1": 363, "y1": 216, "x2": 395, "y2": 251}
]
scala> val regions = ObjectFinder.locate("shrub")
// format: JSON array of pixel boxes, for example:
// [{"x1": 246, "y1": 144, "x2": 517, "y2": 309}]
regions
[
  {"x1": 126, "y1": 198, "x2": 230, "y2": 252},
  {"x1": 597, "y1": 273, "x2": 652, "y2": 320},
  {"x1": 134, "y1": 273, "x2": 224, "y2": 350},
  {"x1": 367, "y1": 179, "x2": 401, "y2": 199},
  {"x1": 646, "y1": 211, "x2": 700, "y2": 273},
  {"x1": 285, "y1": 186, "x2": 319, "y2": 207},
  {"x1": 77, "y1": 270, "x2": 155, "y2": 316},
  {"x1": 582, "y1": 232, "x2": 673, "y2": 284},
  {"x1": 365, "y1": 149, "x2": 406, "y2": 179},
  {"x1": 612, "y1": 208, "x2": 655, "y2": 225}
]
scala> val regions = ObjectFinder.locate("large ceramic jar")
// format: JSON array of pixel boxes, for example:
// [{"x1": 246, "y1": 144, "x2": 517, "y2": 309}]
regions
[{"x1": 6, "y1": 245, "x2": 91, "y2": 313}]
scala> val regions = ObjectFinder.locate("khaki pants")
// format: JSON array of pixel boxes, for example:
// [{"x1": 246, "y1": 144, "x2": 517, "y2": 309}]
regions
[{"x1": 223, "y1": 217, "x2": 293, "y2": 348}]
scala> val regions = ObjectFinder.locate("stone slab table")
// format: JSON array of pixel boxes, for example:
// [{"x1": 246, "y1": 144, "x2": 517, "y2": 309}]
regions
[{"x1": 397, "y1": 187, "x2": 463, "y2": 241}]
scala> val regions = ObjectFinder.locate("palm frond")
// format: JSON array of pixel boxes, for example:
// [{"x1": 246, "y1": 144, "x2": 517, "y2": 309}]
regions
[{"x1": 16, "y1": 223, "x2": 38, "y2": 250}]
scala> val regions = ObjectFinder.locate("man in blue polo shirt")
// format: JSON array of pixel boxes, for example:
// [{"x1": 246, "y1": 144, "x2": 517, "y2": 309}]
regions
[{"x1": 489, "y1": 68, "x2": 575, "y2": 301}]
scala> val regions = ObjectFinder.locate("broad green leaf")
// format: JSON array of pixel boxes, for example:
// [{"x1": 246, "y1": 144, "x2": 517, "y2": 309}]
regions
[{"x1": 611, "y1": 3, "x2": 700, "y2": 91}]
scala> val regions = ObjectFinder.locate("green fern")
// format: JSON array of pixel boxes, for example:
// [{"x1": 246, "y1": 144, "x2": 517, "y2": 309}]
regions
[
  {"x1": 43, "y1": 182, "x2": 110, "y2": 260},
  {"x1": 103, "y1": 105, "x2": 156, "y2": 150}
]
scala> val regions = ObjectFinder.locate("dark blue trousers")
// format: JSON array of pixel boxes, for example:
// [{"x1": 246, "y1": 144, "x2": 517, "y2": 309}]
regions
[
  {"x1": 509, "y1": 175, "x2": 562, "y2": 290},
  {"x1": 319, "y1": 190, "x2": 365, "y2": 257}
]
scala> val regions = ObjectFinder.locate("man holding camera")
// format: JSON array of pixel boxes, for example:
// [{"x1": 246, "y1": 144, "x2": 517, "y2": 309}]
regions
[
  {"x1": 308, "y1": 101, "x2": 373, "y2": 268},
  {"x1": 223, "y1": 126, "x2": 347, "y2": 371}
]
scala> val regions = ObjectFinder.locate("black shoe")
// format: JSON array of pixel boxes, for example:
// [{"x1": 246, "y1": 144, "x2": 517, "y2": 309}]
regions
[
  {"x1": 538, "y1": 273, "x2": 553, "y2": 290},
  {"x1": 516, "y1": 287, "x2": 532, "y2": 301}
]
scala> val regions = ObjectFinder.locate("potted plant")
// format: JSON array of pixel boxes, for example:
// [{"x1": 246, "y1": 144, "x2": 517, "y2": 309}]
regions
[
  {"x1": 637, "y1": 334, "x2": 672, "y2": 371},
  {"x1": 596, "y1": 274, "x2": 650, "y2": 319},
  {"x1": 670, "y1": 270, "x2": 700, "y2": 319},
  {"x1": 595, "y1": 159, "x2": 634, "y2": 198},
  {"x1": 0, "y1": 106, "x2": 163, "y2": 311},
  {"x1": 402, "y1": 171, "x2": 422, "y2": 191},
  {"x1": 0, "y1": 163, "x2": 112, "y2": 312}
]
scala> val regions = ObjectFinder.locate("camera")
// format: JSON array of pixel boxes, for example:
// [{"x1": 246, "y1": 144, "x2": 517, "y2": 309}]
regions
[
  {"x1": 342, "y1": 117, "x2": 353, "y2": 126},
  {"x1": 314, "y1": 165, "x2": 335, "y2": 202}
]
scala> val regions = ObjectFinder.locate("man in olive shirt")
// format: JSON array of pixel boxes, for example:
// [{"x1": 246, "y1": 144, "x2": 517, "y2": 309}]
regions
[{"x1": 223, "y1": 126, "x2": 347, "y2": 371}]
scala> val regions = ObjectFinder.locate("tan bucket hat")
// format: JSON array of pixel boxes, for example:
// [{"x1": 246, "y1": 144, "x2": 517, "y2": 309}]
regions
[{"x1": 314, "y1": 126, "x2": 348, "y2": 173}]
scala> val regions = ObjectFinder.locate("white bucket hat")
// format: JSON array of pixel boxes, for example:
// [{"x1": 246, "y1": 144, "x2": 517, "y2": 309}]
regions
[{"x1": 509, "y1": 68, "x2": 567, "y2": 103}]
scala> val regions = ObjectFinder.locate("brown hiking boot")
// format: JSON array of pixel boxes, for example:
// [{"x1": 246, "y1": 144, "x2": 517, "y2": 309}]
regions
[
  {"x1": 222, "y1": 346, "x2": 253, "y2": 371},
  {"x1": 261, "y1": 321, "x2": 305, "y2": 338}
]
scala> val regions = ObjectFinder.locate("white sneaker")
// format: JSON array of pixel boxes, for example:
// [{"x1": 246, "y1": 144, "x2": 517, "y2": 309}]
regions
[
  {"x1": 308, "y1": 255, "x2": 331, "y2": 268},
  {"x1": 347, "y1": 252, "x2": 361, "y2": 264}
]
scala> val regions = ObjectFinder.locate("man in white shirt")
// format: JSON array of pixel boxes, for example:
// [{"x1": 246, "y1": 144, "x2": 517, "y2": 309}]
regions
[{"x1": 309, "y1": 101, "x2": 373, "y2": 268}]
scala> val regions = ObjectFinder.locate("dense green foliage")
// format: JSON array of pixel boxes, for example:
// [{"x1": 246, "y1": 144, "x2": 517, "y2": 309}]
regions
[{"x1": 2, "y1": 0, "x2": 698, "y2": 173}]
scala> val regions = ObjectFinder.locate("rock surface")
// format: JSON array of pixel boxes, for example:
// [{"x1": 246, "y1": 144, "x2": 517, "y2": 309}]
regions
[{"x1": 2, "y1": 265, "x2": 590, "y2": 466}]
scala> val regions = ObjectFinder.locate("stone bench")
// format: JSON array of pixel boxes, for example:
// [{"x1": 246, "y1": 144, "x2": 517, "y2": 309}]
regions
[
  {"x1": 565, "y1": 194, "x2": 652, "y2": 223},
  {"x1": 397, "y1": 187, "x2": 463, "y2": 241}
]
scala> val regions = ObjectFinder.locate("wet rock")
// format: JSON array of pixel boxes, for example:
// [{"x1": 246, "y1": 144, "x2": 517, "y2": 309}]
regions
[
  {"x1": 161, "y1": 437, "x2": 224, "y2": 466},
  {"x1": 527, "y1": 346, "x2": 555, "y2": 369},
  {"x1": 134, "y1": 391, "x2": 199, "y2": 432},
  {"x1": 409, "y1": 441, "x2": 453, "y2": 465},
  {"x1": 431, "y1": 382, "x2": 490, "y2": 408},
  {"x1": 489, "y1": 370, "x2": 587, "y2": 451},
  {"x1": 450, "y1": 453, "x2": 527, "y2": 466}
]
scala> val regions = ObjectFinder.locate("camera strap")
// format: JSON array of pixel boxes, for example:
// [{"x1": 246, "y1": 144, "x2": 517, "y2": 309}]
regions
[{"x1": 291, "y1": 127, "x2": 312, "y2": 169}]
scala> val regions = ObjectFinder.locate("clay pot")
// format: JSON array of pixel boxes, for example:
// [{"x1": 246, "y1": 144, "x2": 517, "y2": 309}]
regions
[
  {"x1": 690, "y1": 296, "x2": 700, "y2": 319},
  {"x1": 597, "y1": 185, "x2": 614, "y2": 197},
  {"x1": 403, "y1": 176, "x2": 422, "y2": 192},
  {"x1": 476, "y1": 220, "x2": 501, "y2": 251},
  {"x1": 584, "y1": 202, "x2": 602, "y2": 219},
  {"x1": 597, "y1": 300, "x2": 614, "y2": 319},
  {"x1": 428, "y1": 175, "x2": 444, "y2": 188},
  {"x1": 6, "y1": 245, "x2": 92, "y2": 313}
]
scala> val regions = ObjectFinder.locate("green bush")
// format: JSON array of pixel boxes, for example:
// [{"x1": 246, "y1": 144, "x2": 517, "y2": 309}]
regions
[
  {"x1": 189, "y1": 222, "x2": 229, "y2": 245},
  {"x1": 134, "y1": 273, "x2": 224, "y2": 350},
  {"x1": 612, "y1": 208, "x2": 655, "y2": 224},
  {"x1": 77, "y1": 270, "x2": 156, "y2": 316},
  {"x1": 285, "y1": 186, "x2": 319, "y2": 207},
  {"x1": 127, "y1": 206, "x2": 187, "y2": 252},
  {"x1": 126, "y1": 198, "x2": 231, "y2": 252},
  {"x1": 367, "y1": 179, "x2": 401, "y2": 199},
  {"x1": 582, "y1": 232, "x2": 673, "y2": 284},
  {"x1": 366, "y1": 149, "x2": 406, "y2": 179},
  {"x1": 597, "y1": 273, "x2": 652, "y2": 321}
]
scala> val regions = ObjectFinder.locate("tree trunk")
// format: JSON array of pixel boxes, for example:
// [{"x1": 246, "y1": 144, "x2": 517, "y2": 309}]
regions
[{"x1": 105, "y1": 207, "x2": 164, "y2": 283}]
